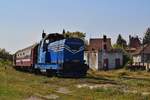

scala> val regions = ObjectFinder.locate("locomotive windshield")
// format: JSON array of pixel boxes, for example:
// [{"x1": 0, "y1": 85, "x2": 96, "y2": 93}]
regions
[
  {"x1": 68, "y1": 41, "x2": 83, "y2": 51},
  {"x1": 69, "y1": 45, "x2": 81, "y2": 51},
  {"x1": 41, "y1": 33, "x2": 64, "y2": 51}
]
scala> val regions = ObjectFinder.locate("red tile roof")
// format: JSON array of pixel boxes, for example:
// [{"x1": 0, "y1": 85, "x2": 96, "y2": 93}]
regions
[{"x1": 133, "y1": 44, "x2": 150, "y2": 55}]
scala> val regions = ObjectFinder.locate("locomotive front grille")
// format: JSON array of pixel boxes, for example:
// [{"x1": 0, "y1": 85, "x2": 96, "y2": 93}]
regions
[{"x1": 63, "y1": 62, "x2": 84, "y2": 72}]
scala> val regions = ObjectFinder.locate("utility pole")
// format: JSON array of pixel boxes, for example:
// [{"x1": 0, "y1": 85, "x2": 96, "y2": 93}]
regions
[
  {"x1": 139, "y1": 38, "x2": 145, "y2": 69},
  {"x1": 142, "y1": 39, "x2": 145, "y2": 69}
]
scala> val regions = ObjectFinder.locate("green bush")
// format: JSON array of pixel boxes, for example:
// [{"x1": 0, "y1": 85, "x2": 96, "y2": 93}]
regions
[
  {"x1": 123, "y1": 52, "x2": 131, "y2": 67},
  {"x1": 0, "y1": 48, "x2": 12, "y2": 61},
  {"x1": 0, "y1": 60, "x2": 12, "y2": 67},
  {"x1": 113, "y1": 44, "x2": 132, "y2": 68}
]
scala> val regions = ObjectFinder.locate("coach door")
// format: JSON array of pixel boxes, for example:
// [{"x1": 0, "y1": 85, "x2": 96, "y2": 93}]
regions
[
  {"x1": 103, "y1": 59, "x2": 109, "y2": 70},
  {"x1": 115, "y1": 58, "x2": 121, "y2": 68}
]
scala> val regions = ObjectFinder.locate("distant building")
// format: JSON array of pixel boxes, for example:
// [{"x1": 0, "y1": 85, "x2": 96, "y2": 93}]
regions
[
  {"x1": 84, "y1": 35, "x2": 123, "y2": 70},
  {"x1": 126, "y1": 35, "x2": 141, "y2": 53},
  {"x1": 129, "y1": 35, "x2": 141, "y2": 49},
  {"x1": 132, "y1": 43, "x2": 150, "y2": 70}
]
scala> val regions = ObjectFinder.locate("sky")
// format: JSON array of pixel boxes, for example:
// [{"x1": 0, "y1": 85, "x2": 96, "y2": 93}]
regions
[{"x1": 0, "y1": 0, "x2": 150, "y2": 53}]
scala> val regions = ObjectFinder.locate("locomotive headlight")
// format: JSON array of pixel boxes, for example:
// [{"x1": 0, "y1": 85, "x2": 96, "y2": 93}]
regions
[{"x1": 72, "y1": 60, "x2": 80, "y2": 63}]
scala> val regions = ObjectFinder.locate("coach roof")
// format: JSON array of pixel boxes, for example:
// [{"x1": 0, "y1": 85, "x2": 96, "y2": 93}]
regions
[{"x1": 15, "y1": 43, "x2": 38, "y2": 54}]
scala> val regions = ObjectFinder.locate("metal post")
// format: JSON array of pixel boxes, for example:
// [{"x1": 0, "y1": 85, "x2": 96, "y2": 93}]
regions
[
  {"x1": 139, "y1": 37, "x2": 145, "y2": 69},
  {"x1": 142, "y1": 41, "x2": 144, "y2": 68}
]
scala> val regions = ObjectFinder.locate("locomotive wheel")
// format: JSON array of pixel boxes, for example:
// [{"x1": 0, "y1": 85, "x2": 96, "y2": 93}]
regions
[
  {"x1": 46, "y1": 70, "x2": 52, "y2": 77},
  {"x1": 28, "y1": 67, "x2": 34, "y2": 73},
  {"x1": 34, "y1": 69, "x2": 41, "y2": 75},
  {"x1": 46, "y1": 70, "x2": 57, "y2": 77},
  {"x1": 14, "y1": 66, "x2": 19, "y2": 70}
]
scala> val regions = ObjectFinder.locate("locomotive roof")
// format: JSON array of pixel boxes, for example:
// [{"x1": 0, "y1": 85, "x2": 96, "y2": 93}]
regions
[
  {"x1": 48, "y1": 38, "x2": 84, "y2": 46},
  {"x1": 43, "y1": 33, "x2": 64, "y2": 40}
]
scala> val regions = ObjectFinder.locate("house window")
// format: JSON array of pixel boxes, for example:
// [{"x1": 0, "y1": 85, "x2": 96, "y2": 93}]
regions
[
  {"x1": 92, "y1": 48, "x2": 95, "y2": 51},
  {"x1": 115, "y1": 58, "x2": 121, "y2": 68}
]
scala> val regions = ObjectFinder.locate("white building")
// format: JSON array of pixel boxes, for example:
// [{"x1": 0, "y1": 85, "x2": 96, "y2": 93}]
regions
[
  {"x1": 85, "y1": 49, "x2": 123, "y2": 70},
  {"x1": 133, "y1": 44, "x2": 150, "y2": 70}
]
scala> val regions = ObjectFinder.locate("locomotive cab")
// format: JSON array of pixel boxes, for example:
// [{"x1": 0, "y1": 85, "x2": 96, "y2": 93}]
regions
[{"x1": 37, "y1": 33, "x2": 64, "y2": 64}]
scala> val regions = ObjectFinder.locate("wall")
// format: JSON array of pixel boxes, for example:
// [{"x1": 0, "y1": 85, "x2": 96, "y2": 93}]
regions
[
  {"x1": 99, "y1": 52, "x2": 123, "y2": 70},
  {"x1": 133, "y1": 54, "x2": 150, "y2": 70},
  {"x1": 85, "y1": 51, "x2": 123, "y2": 70},
  {"x1": 84, "y1": 51, "x2": 99, "y2": 70},
  {"x1": 89, "y1": 51, "x2": 99, "y2": 70},
  {"x1": 133, "y1": 55, "x2": 141, "y2": 63},
  {"x1": 133, "y1": 54, "x2": 150, "y2": 63}
]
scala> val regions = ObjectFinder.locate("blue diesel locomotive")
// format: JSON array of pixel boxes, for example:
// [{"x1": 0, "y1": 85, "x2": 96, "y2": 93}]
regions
[{"x1": 13, "y1": 32, "x2": 89, "y2": 77}]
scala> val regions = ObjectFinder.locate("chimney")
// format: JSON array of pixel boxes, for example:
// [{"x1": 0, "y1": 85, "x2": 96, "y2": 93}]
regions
[
  {"x1": 129, "y1": 35, "x2": 131, "y2": 40},
  {"x1": 103, "y1": 35, "x2": 107, "y2": 51},
  {"x1": 103, "y1": 35, "x2": 107, "y2": 42},
  {"x1": 62, "y1": 29, "x2": 65, "y2": 35}
]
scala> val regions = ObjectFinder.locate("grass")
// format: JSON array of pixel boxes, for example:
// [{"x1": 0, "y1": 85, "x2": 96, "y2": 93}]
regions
[{"x1": 0, "y1": 61, "x2": 150, "y2": 100}]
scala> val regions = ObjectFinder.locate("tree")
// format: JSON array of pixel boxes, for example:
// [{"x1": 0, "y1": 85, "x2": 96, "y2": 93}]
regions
[
  {"x1": 62, "y1": 29, "x2": 65, "y2": 35},
  {"x1": 113, "y1": 44, "x2": 131, "y2": 67},
  {"x1": 62, "y1": 30, "x2": 88, "y2": 49},
  {"x1": 0, "y1": 48, "x2": 12, "y2": 61},
  {"x1": 63, "y1": 31, "x2": 86, "y2": 40},
  {"x1": 116, "y1": 34, "x2": 127, "y2": 48},
  {"x1": 143, "y1": 28, "x2": 150, "y2": 45}
]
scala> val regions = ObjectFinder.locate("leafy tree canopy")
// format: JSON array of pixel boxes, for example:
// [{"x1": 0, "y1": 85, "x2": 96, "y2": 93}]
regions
[
  {"x1": 113, "y1": 44, "x2": 131, "y2": 67},
  {"x1": 63, "y1": 30, "x2": 86, "y2": 40},
  {"x1": 116, "y1": 34, "x2": 127, "y2": 49},
  {"x1": 0, "y1": 48, "x2": 12, "y2": 61},
  {"x1": 143, "y1": 28, "x2": 150, "y2": 45}
]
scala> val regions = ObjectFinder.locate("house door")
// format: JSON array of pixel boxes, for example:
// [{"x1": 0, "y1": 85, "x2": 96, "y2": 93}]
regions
[
  {"x1": 115, "y1": 59, "x2": 121, "y2": 68},
  {"x1": 103, "y1": 59, "x2": 109, "y2": 70}
]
